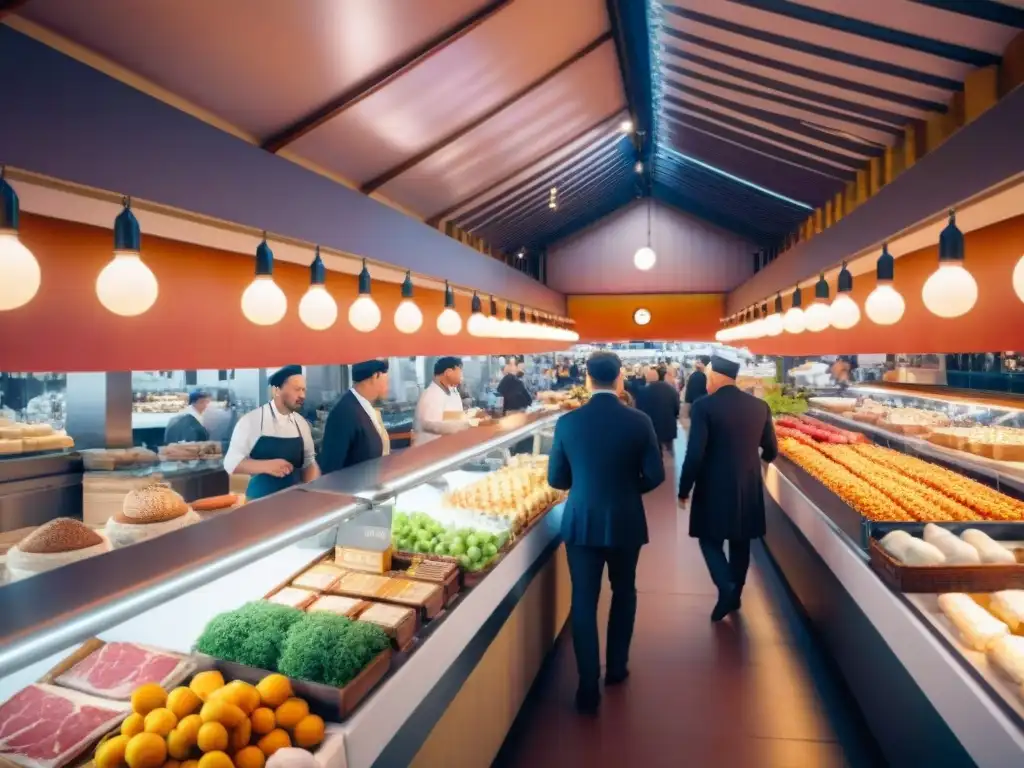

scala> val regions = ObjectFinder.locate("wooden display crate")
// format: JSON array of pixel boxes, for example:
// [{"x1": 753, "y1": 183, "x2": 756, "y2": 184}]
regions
[{"x1": 869, "y1": 537, "x2": 1024, "y2": 593}]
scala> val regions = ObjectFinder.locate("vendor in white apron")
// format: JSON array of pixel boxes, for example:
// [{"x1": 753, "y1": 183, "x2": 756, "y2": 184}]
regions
[
  {"x1": 223, "y1": 365, "x2": 320, "y2": 500},
  {"x1": 413, "y1": 356, "x2": 470, "y2": 445}
]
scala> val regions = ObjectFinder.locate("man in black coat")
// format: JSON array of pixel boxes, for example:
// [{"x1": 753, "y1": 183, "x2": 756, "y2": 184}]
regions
[
  {"x1": 164, "y1": 390, "x2": 211, "y2": 444},
  {"x1": 548, "y1": 351, "x2": 665, "y2": 714},
  {"x1": 496, "y1": 359, "x2": 532, "y2": 414},
  {"x1": 683, "y1": 355, "x2": 711, "y2": 406},
  {"x1": 317, "y1": 359, "x2": 391, "y2": 474},
  {"x1": 678, "y1": 352, "x2": 778, "y2": 621},
  {"x1": 636, "y1": 365, "x2": 681, "y2": 453}
]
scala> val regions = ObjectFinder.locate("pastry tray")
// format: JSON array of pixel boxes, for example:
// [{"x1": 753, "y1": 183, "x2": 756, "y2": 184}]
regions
[{"x1": 869, "y1": 538, "x2": 1024, "y2": 593}]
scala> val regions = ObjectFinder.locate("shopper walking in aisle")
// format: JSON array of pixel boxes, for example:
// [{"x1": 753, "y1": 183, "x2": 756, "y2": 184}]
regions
[
  {"x1": 548, "y1": 351, "x2": 665, "y2": 715},
  {"x1": 317, "y1": 359, "x2": 391, "y2": 474},
  {"x1": 677, "y1": 351, "x2": 778, "y2": 621},
  {"x1": 682, "y1": 354, "x2": 710, "y2": 415},
  {"x1": 636, "y1": 365, "x2": 681, "y2": 454}
]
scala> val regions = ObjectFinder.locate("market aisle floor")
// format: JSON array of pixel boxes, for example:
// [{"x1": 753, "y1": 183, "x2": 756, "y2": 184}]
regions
[{"x1": 494, "y1": 430, "x2": 884, "y2": 768}]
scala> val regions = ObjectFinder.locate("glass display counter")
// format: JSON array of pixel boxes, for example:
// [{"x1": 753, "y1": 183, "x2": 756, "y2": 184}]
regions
[
  {"x1": 762, "y1": 391, "x2": 1024, "y2": 766},
  {"x1": 0, "y1": 410, "x2": 567, "y2": 768}
]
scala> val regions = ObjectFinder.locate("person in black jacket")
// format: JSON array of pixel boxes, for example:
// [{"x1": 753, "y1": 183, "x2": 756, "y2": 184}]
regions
[
  {"x1": 548, "y1": 351, "x2": 665, "y2": 714},
  {"x1": 683, "y1": 355, "x2": 711, "y2": 406},
  {"x1": 496, "y1": 359, "x2": 532, "y2": 414},
  {"x1": 636, "y1": 365, "x2": 681, "y2": 453},
  {"x1": 317, "y1": 359, "x2": 391, "y2": 474},
  {"x1": 164, "y1": 390, "x2": 211, "y2": 444},
  {"x1": 678, "y1": 352, "x2": 778, "y2": 621}
]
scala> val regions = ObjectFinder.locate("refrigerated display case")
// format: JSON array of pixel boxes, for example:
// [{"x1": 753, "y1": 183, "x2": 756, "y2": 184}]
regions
[{"x1": 0, "y1": 410, "x2": 567, "y2": 768}]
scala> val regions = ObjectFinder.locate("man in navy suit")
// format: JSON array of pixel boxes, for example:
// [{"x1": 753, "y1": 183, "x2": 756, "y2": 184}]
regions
[
  {"x1": 317, "y1": 359, "x2": 391, "y2": 474},
  {"x1": 678, "y1": 352, "x2": 778, "y2": 621},
  {"x1": 548, "y1": 351, "x2": 665, "y2": 714}
]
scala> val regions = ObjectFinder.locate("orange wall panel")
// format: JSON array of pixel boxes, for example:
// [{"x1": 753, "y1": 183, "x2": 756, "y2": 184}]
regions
[
  {"x1": 568, "y1": 293, "x2": 725, "y2": 342},
  {"x1": 0, "y1": 214, "x2": 558, "y2": 372},
  {"x1": 746, "y1": 213, "x2": 1024, "y2": 356}
]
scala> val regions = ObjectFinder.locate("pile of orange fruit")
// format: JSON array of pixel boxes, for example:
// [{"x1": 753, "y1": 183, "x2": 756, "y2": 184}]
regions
[{"x1": 95, "y1": 670, "x2": 325, "y2": 768}]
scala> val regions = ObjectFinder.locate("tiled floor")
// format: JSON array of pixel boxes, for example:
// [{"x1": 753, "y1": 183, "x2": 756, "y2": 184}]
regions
[{"x1": 494, "y1": 435, "x2": 885, "y2": 767}]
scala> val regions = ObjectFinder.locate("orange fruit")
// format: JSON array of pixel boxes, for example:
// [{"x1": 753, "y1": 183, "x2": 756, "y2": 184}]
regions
[
  {"x1": 122, "y1": 713, "x2": 146, "y2": 738},
  {"x1": 166, "y1": 729, "x2": 193, "y2": 761},
  {"x1": 189, "y1": 671, "x2": 225, "y2": 702},
  {"x1": 176, "y1": 714, "x2": 203, "y2": 745},
  {"x1": 162, "y1": 762, "x2": 181, "y2": 768},
  {"x1": 131, "y1": 684, "x2": 167, "y2": 716},
  {"x1": 143, "y1": 708, "x2": 177, "y2": 737},
  {"x1": 167, "y1": 687, "x2": 202, "y2": 719},
  {"x1": 249, "y1": 708, "x2": 275, "y2": 736},
  {"x1": 196, "y1": 722, "x2": 228, "y2": 753},
  {"x1": 197, "y1": 751, "x2": 233, "y2": 768},
  {"x1": 125, "y1": 733, "x2": 167, "y2": 768},
  {"x1": 255, "y1": 675, "x2": 292, "y2": 709},
  {"x1": 229, "y1": 719, "x2": 252, "y2": 752},
  {"x1": 256, "y1": 729, "x2": 290, "y2": 758},
  {"x1": 292, "y1": 714, "x2": 325, "y2": 749},
  {"x1": 200, "y1": 701, "x2": 246, "y2": 729},
  {"x1": 234, "y1": 747, "x2": 265, "y2": 768},
  {"x1": 273, "y1": 698, "x2": 308, "y2": 730},
  {"x1": 95, "y1": 735, "x2": 130, "y2": 768}
]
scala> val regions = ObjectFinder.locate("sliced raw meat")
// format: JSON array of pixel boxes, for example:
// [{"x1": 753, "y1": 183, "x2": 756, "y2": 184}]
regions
[
  {"x1": 0, "y1": 684, "x2": 127, "y2": 768},
  {"x1": 54, "y1": 642, "x2": 193, "y2": 700}
]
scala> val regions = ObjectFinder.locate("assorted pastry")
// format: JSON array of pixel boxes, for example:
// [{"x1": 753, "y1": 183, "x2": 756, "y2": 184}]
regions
[
  {"x1": 443, "y1": 457, "x2": 562, "y2": 525},
  {"x1": 159, "y1": 441, "x2": 223, "y2": 462},
  {"x1": 878, "y1": 525, "x2": 1018, "y2": 566},
  {"x1": 0, "y1": 420, "x2": 74, "y2": 455}
]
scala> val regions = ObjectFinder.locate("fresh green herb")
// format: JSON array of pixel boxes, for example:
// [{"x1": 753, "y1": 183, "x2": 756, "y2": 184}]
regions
[
  {"x1": 195, "y1": 601, "x2": 304, "y2": 670},
  {"x1": 277, "y1": 612, "x2": 390, "y2": 688}
]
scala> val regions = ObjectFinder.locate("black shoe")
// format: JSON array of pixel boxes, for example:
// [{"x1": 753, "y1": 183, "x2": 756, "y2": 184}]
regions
[
  {"x1": 575, "y1": 688, "x2": 600, "y2": 715},
  {"x1": 605, "y1": 669, "x2": 630, "y2": 686},
  {"x1": 711, "y1": 590, "x2": 740, "y2": 622}
]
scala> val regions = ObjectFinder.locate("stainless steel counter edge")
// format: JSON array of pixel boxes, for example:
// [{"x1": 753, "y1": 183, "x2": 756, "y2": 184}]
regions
[
  {"x1": 0, "y1": 489, "x2": 366, "y2": 677},
  {"x1": 340, "y1": 506, "x2": 564, "y2": 768},
  {"x1": 304, "y1": 410, "x2": 562, "y2": 502},
  {"x1": 764, "y1": 463, "x2": 1024, "y2": 765}
]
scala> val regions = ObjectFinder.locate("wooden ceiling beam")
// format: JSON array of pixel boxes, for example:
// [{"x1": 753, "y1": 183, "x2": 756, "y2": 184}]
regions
[
  {"x1": 361, "y1": 31, "x2": 613, "y2": 194},
  {"x1": 261, "y1": 0, "x2": 512, "y2": 153}
]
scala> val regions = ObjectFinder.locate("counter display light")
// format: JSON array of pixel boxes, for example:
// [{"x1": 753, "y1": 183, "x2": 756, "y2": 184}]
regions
[
  {"x1": 783, "y1": 285, "x2": 806, "y2": 334},
  {"x1": 241, "y1": 235, "x2": 287, "y2": 326},
  {"x1": 96, "y1": 197, "x2": 159, "y2": 317},
  {"x1": 1014, "y1": 255, "x2": 1024, "y2": 305},
  {"x1": 394, "y1": 271, "x2": 423, "y2": 334},
  {"x1": 829, "y1": 262, "x2": 860, "y2": 330},
  {"x1": 437, "y1": 281, "x2": 462, "y2": 336},
  {"x1": 865, "y1": 244, "x2": 905, "y2": 326},
  {"x1": 804, "y1": 274, "x2": 831, "y2": 333},
  {"x1": 348, "y1": 258, "x2": 381, "y2": 332},
  {"x1": 297, "y1": 246, "x2": 337, "y2": 331},
  {"x1": 0, "y1": 168, "x2": 40, "y2": 311},
  {"x1": 922, "y1": 211, "x2": 977, "y2": 319}
]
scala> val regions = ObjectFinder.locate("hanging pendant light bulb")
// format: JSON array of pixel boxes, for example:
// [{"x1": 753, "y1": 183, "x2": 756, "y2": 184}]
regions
[
  {"x1": 1014, "y1": 254, "x2": 1024, "y2": 305},
  {"x1": 241, "y1": 233, "x2": 288, "y2": 326},
  {"x1": 922, "y1": 210, "x2": 977, "y2": 318},
  {"x1": 829, "y1": 262, "x2": 860, "y2": 330},
  {"x1": 499, "y1": 302, "x2": 515, "y2": 338},
  {"x1": 467, "y1": 292, "x2": 489, "y2": 337},
  {"x1": 783, "y1": 285, "x2": 806, "y2": 334},
  {"x1": 437, "y1": 281, "x2": 462, "y2": 336},
  {"x1": 0, "y1": 167, "x2": 41, "y2": 311},
  {"x1": 348, "y1": 258, "x2": 381, "y2": 332},
  {"x1": 298, "y1": 246, "x2": 338, "y2": 331},
  {"x1": 484, "y1": 296, "x2": 501, "y2": 338},
  {"x1": 507, "y1": 305, "x2": 527, "y2": 339},
  {"x1": 96, "y1": 197, "x2": 159, "y2": 317},
  {"x1": 633, "y1": 195, "x2": 657, "y2": 271},
  {"x1": 804, "y1": 273, "x2": 832, "y2": 333},
  {"x1": 749, "y1": 305, "x2": 767, "y2": 339},
  {"x1": 764, "y1": 294, "x2": 784, "y2": 337},
  {"x1": 865, "y1": 243, "x2": 905, "y2": 326},
  {"x1": 394, "y1": 271, "x2": 423, "y2": 334}
]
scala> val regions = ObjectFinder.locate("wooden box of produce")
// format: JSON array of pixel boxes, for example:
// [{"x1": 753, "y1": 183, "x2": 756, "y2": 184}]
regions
[
  {"x1": 354, "y1": 602, "x2": 418, "y2": 652},
  {"x1": 389, "y1": 554, "x2": 461, "y2": 606},
  {"x1": 869, "y1": 538, "x2": 1024, "y2": 593}
]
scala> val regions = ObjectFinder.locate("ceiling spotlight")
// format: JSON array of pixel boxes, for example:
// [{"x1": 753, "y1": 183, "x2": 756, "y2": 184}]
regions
[
  {"x1": 634, "y1": 161, "x2": 644, "y2": 174},
  {"x1": 620, "y1": 119, "x2": 634, "y2": 134},
  {"x1": 517, "y1": 249, "x2": 525, "y2": 260}
]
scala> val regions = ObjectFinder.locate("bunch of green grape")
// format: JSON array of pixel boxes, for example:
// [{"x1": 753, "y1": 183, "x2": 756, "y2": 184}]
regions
[{"x1": 391, "y1": 511, "x2": 510, "y2": 572}]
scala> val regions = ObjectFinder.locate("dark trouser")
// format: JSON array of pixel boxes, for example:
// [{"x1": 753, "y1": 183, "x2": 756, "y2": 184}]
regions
[
  {"x1": 698, "y1": 538, "x2": 751, "y2": 598},
  {"x1": 565, "y1": 544, "x2": 642, "y2": 693}
]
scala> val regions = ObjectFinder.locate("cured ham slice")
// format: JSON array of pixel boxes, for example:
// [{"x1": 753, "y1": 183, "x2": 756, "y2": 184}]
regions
[
  {"x1": 54, "y1": 642, "x2": 193, "y2": 700},
  {"x1": 0, "y1": 684, "x2": 127, "y2": 768}
]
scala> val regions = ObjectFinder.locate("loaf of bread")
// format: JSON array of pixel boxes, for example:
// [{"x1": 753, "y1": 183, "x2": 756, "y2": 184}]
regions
[
  {"x1": 19, "y1": 518, "x2": 103, "y2": 553},
  {"x1": 938, "y1": 593, "x2": 1009, "y2": 651},
  {"x1": 118, "y1": 482, "x2": 188, "y2": 524}
]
